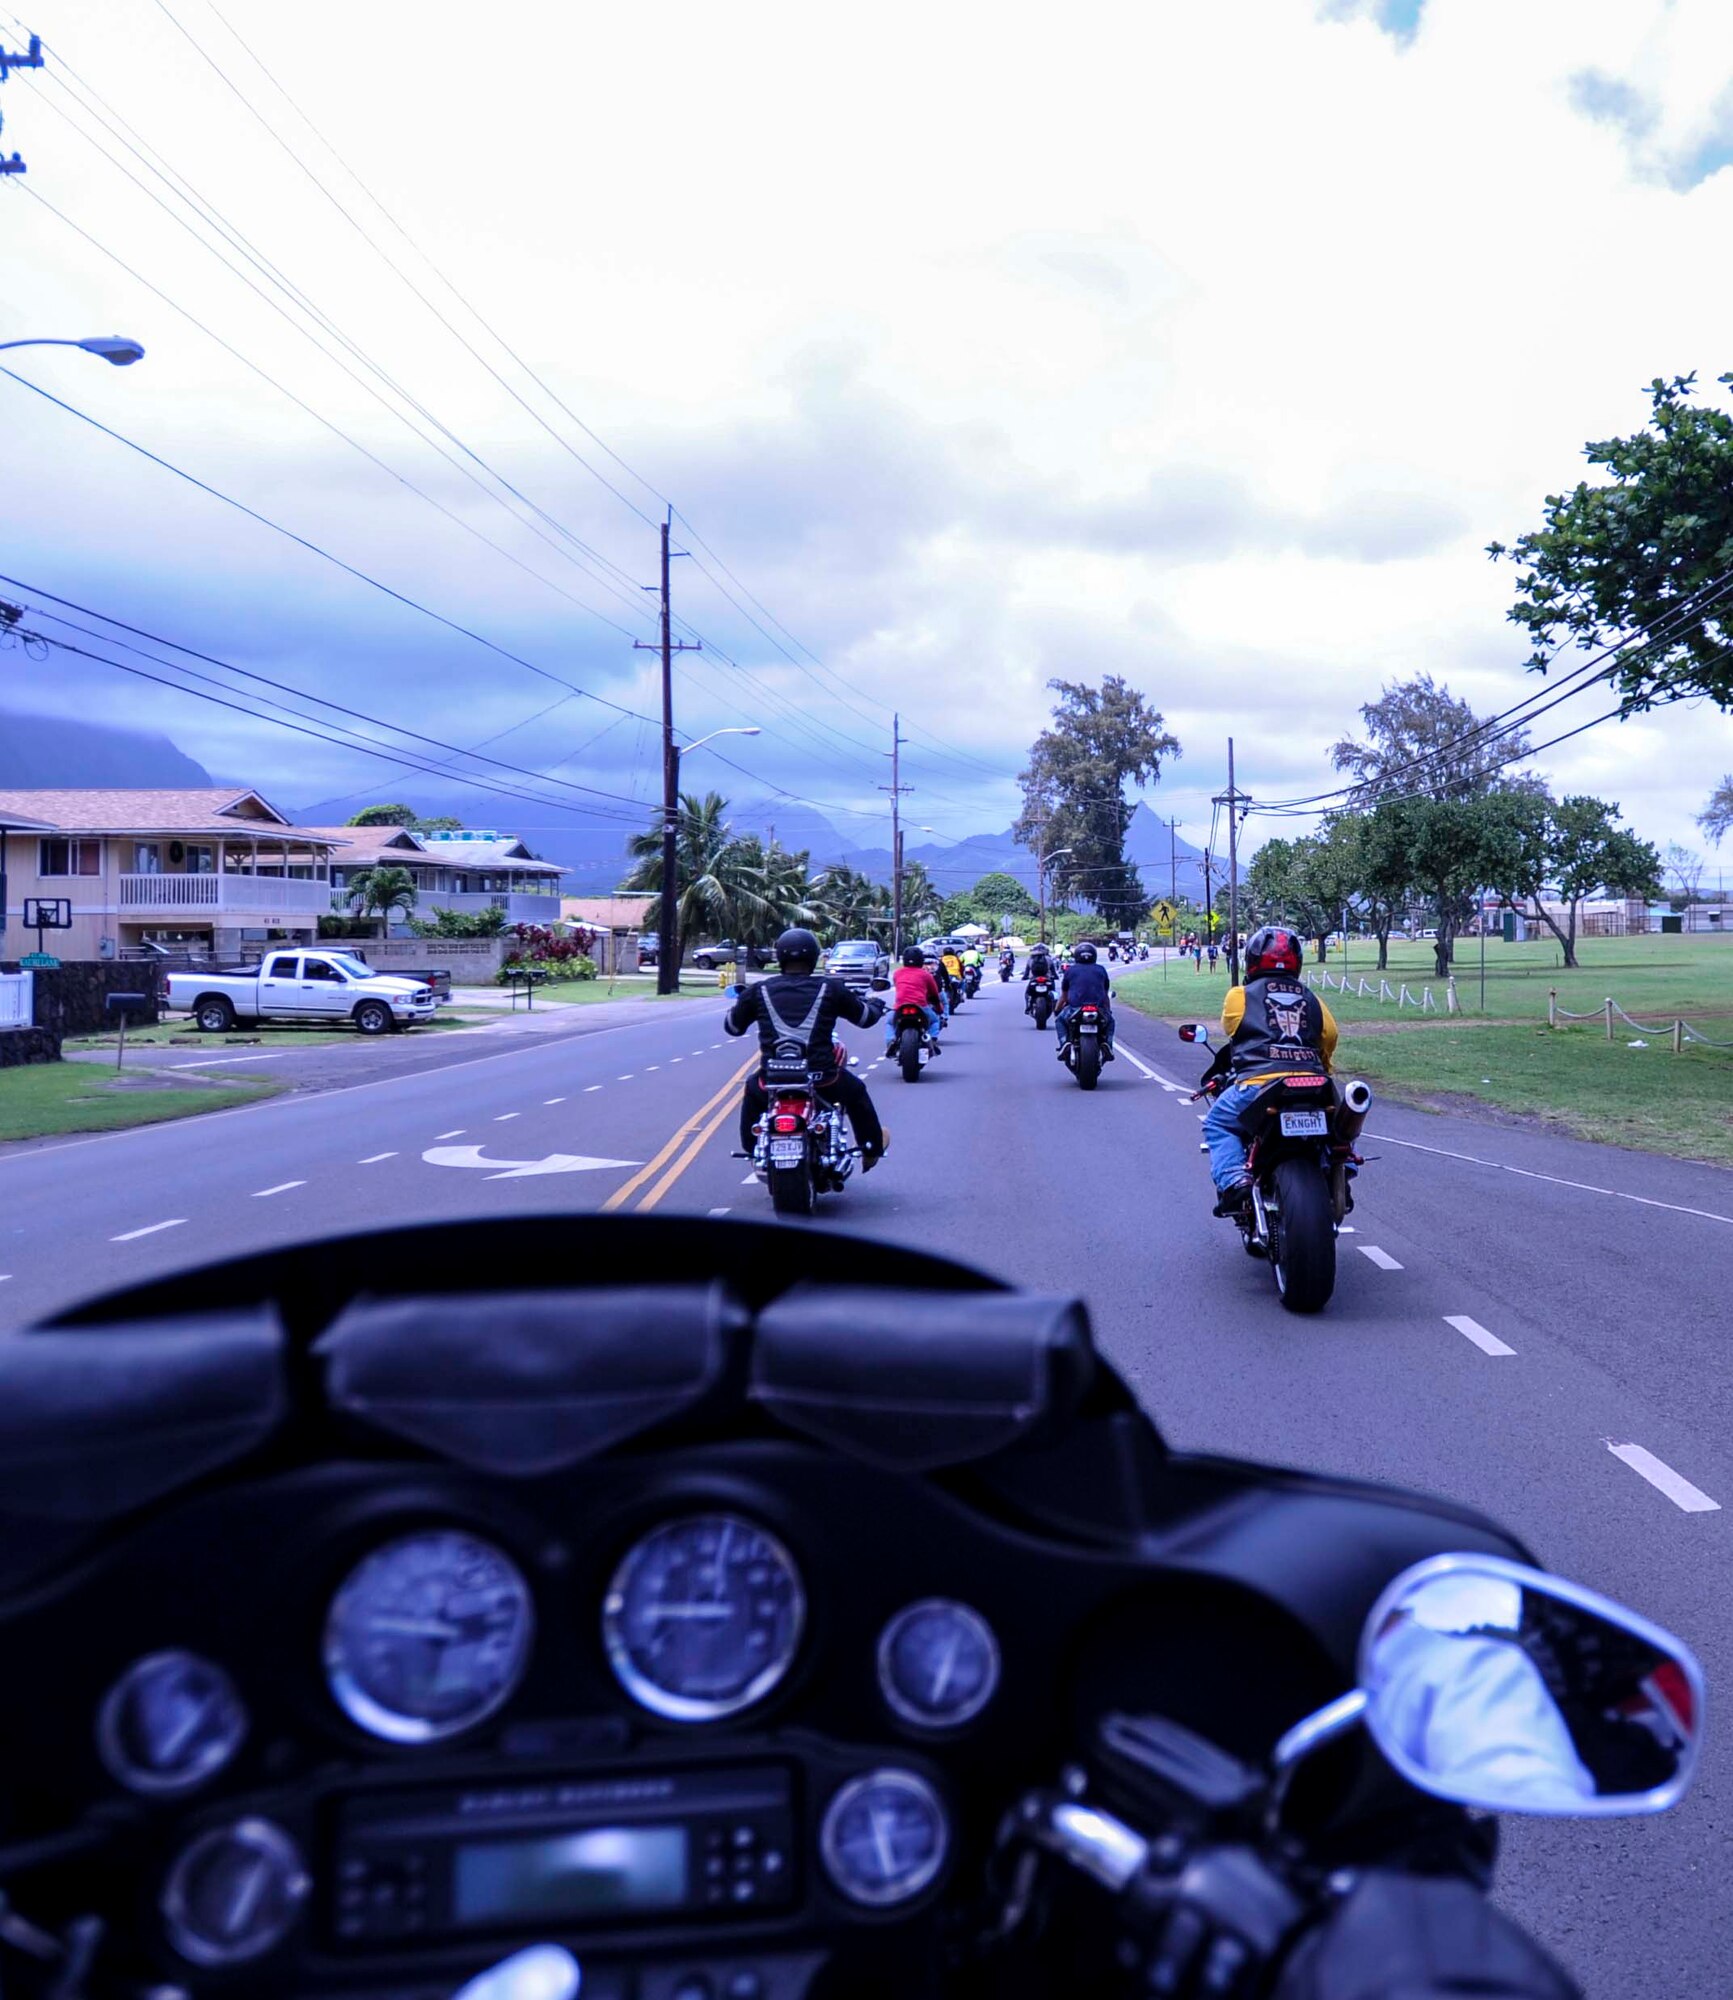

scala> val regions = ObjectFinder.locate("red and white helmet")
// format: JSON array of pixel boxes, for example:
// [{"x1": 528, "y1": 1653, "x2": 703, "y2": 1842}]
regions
[{"x1": 1244, "y1": 926, "x2": 1303, "y2": 979}]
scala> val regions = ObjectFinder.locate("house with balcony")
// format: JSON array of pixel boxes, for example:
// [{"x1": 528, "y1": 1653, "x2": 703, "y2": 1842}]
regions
[
  {"x1": 312, "y1": 825, "x2": 566, "y2": 930},
  {"x1": 0, "y1": 788, "x2": 341, "y2": 963}
]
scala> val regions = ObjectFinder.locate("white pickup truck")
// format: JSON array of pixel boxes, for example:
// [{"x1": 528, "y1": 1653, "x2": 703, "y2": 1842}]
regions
[{"x1": 164, "y1": 949, "x2": 438, "y2": 1035}]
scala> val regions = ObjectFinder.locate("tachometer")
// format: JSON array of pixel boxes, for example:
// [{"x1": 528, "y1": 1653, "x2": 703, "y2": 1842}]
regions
[
  {"x1": 324, "y1": 1530, "x2": 534, "y2": 1743},
  {"x1": 602, "y1": 1513, "x2": 803, "y2": 1721},
  {"x1": 97, "y1": 1650, "x2": 248, "y2": 1796},
  {"x1": 878, "y1": 1599, "x2": 999, "y2": 1729},
  {"x1": 820, "y1": 1769, "x2": 949, "y2": 1908}
]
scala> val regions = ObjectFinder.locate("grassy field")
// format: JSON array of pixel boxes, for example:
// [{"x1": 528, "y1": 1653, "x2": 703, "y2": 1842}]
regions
[
  {"x1": 526, "y1": 978, "x2": 717, "y2": 1005},
  {"x1": 65, "y1": 1011, "x2": 489, "y2": 1053},
  {"x1": 1118, "y1": 935, "x2": 1733, "y2": 1167},
  {"x1": 0, "y1": 1062, "x2": 282, "y2": 1141}
]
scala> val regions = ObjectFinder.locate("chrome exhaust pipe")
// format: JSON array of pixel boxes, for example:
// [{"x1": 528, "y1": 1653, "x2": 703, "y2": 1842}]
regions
[{"x1": 1336, "y1": 1077, "x2": 1373, "y2": 1147}]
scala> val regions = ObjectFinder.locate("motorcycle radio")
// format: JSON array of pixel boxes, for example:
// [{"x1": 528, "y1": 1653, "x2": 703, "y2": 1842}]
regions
[{"x1": 328, "y1": 1765, "x2": 796, "y2": 1948}]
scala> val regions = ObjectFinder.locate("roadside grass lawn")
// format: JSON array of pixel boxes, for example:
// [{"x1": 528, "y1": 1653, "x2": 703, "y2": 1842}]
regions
[
  {"x1": 1118, "y1": 941, "x2": 1733, "y2": 1167},
  {"x1": 0, "y1": 1061, "x2": 282, "y2": 1141},
  {"x1": 524, "y1": 978, "x2": 716, "y2": 1005},
  {"x1": 1288, "y1": 932, "x2": 1733, "y2": 1027},
  {"x1": 1336, "y1": 1022, "x2": 1733, "y2": 1167},
  {"x1": 65, "y1": 1012, "x2": 489, "y2": 1053}
]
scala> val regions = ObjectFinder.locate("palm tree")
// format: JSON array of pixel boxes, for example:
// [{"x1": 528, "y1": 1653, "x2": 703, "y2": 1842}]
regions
[
  {"x1": 809, "y1": 862, "x2": 893, "y2": 942},
  {"x1": 898, "y1": 860, "x2": 943, "y2": 937},
  {"x1": 623, "y1": 793, "x2": 817, "y2": 947},
  {"x1": 345, "y1": 864, "x2": 419, "y2": 934}
]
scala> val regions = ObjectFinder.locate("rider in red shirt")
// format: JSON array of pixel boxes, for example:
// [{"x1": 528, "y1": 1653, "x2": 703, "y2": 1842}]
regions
[{"x1": 886, "y1": 945, "x2": 944, "y2": 1054}]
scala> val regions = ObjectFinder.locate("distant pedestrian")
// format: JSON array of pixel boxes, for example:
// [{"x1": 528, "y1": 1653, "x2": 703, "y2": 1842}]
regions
[
  {"x1": 1193, "y1": 942, "x2": 1204, "y2": 970},
  {"x1": 1207, "y1": 940, "x2": 1219, "y2": 972}
]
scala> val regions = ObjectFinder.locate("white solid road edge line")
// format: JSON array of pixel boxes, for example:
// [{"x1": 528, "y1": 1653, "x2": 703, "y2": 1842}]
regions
[
  {"x1": 1358, "y1": 1245, "x2": 1404, "y2": 1271},
  {"x1": 1372, "y1": 1131, "x2": 1733, "y2": 1229},
  {"x1": 1444, "y1": 1314, "x2": 1516, "y2": 1357},
  {"x1": 251, "y1": 1180, "x2": 306, "y2": 1198},
  {"x1": 1607, "y1": 1443, "x2": 1722, "y2": 1514},
  {"x1": 112, "y1": 1219, "x2": 186, "y2": 1242}
]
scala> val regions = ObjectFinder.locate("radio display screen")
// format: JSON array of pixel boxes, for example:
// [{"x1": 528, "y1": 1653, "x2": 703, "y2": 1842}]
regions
[{"x1": 453, "y1": 1826, "x2": 689, "y2": 1923}]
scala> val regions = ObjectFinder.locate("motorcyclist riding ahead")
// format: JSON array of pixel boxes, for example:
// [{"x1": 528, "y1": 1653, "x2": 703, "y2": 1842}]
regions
[
  {"x1": 886, "y1": 943, "x2": 944, "y2": 1056},
  {"x1": 1023, "y1": 937, "x2": 1054, "y2": 1012},
  {"x1": 725, "y1": 927, "x2": 890, "y2": 1170},
  {"x1": 1054, "y1": 939, "x2": 1115, "y2": 1060},
  {"x1": 1202, "y1": 925, "x2": 1338, "y2": 1214}
]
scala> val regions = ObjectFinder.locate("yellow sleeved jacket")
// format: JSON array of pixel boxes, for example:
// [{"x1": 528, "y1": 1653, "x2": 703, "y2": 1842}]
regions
[{"x1": 1220, "y1": 985, "x2": 1339, "y2": 1083}]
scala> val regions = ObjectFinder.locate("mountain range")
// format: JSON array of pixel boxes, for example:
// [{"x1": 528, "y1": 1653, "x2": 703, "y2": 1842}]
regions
[{"x1": 0, "y1": 712, "x2": 1230, "y2": 904}]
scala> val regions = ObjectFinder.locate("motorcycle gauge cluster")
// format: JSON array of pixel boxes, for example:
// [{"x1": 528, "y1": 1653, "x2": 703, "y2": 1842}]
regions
[
  {"x1": 97, "y1": 1650, "x2": 248, "y2": 1796},
  {"x1": 323, "y1": 1530, "x2": 535, "y2": 1743},
  {"x1": 603, "y1": 1512, "x2": 805, "y2": 1721},
  {"x1": 877, "y1": 1599, "x2": 1000, "y2": 1729}
]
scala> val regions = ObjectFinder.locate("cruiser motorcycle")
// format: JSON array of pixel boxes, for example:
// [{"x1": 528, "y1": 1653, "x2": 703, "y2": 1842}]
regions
[
  {"x1": 1181, "y1": 1023, "x2": 1373, "y2": 1314},
  {"x1": 747, "y1": 1038, "x2": 859, "y2": 1215},
  {"x1": 0, "y1": 1215, "x2": 1698, "y2": 2000}
]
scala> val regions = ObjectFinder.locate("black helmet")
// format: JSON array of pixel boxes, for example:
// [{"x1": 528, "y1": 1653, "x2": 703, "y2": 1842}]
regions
[
  {"x1": 902, "y1": 945, "x2": 925, "y2": 967},
  {"x1": 1244, "y1": 926, "x2": 1302, "y2": 979},
  {"x1": 1073, "y1": 940, "x2": 1097, "y2": 962},
  {"x1": 776, "y1": 927, "x2": 821, "y2": 971}
]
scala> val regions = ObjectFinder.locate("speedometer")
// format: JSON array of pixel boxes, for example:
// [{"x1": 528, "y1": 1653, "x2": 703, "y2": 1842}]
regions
[
  {"x1": 878, "y1": 1600, "x2": 999, "y2": 1728},
  {"x1": 602, "y1": 1513, "x2": 804, "y2": 1721},
  {"x1": 324, "y1": 1530, "x2": 534, "y2": 1743}
]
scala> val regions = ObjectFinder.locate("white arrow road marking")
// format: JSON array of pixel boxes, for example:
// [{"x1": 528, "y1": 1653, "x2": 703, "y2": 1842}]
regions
[{"x1": 422, "y1": 1145, "x2": 641, "y2": 1181}]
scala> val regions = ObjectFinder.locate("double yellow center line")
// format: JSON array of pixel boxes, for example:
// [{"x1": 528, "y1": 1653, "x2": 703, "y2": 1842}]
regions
[{"x1": 601, "y1": 1050, "x2": 760, "y2": 1213}]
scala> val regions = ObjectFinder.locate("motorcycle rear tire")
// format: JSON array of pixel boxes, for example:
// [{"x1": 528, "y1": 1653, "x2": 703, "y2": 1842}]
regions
[
  {"x1": 1033, "y1": 998, "x2": 1052, "y2": 1030},
  {"x1": 1271, "y1": 1157, "x2": 1335, "y2": 1312},
  {"x1": 769, "y1": 1157, "x2": 816, "y2": 1217},
  {"x1": 899, "y1": 1027, "x2": 924, "y2": 1083},
  {"x1": 1075, "y1": 1039, "x2": 1101, "y2": 1091}
]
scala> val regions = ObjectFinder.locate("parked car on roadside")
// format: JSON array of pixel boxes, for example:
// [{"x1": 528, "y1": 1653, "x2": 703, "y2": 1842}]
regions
[
  {"x1": 824, "y1": 938, "x2": 891, "y2": 988},
  {"x1": 690, "y1": 939, "x2": 776, "y2": 972},
  {"x1": 637, "y1": 932, "x2": 659, "y2": 967},
  {"x1": 164, "y1": 949, "x2": 438, "y2": 1035}
]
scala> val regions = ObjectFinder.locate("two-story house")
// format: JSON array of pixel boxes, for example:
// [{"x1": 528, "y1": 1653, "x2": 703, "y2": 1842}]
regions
[
  {"x1": 0, "y1": 789, "x2": 341, "y2": 962},
  {"x1": 314, "y1": 825, "x2": 566, "y2": 931}
]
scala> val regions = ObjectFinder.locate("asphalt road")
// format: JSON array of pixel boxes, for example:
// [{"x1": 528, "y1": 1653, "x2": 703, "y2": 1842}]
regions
[{"x1": 3, "y1": 975, "x2": 1730, "y2": 1993}]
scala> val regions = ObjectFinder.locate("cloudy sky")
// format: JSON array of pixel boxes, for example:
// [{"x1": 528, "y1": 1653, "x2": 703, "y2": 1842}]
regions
[{"x1": 2, "y1": 0, "x2": 1731, "y2": 867}]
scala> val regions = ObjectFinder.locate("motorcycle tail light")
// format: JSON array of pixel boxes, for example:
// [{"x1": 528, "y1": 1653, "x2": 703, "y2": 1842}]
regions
[{"x1": 773, "y1": 1114, "x2": 802, "y2": 1134}]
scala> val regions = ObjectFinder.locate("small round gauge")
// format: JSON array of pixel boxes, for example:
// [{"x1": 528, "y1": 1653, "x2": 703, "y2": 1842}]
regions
[
  {"x1": 97, "y1": 1650, "x2": 248, "y2": 1796},
  {"x1": 161, "y1": 1818, "x2": 309, "y2": 1966},
  {"x1": 820, "y1": 1769, "x2": 949, "y2": 1909},
  {"x1": 878, "y1": 1600, "x2": 1000, "y2": 1730},
  {"x1": 324, "y1": 1530, "x2": 534, "y2": 1743},
  {"x1": 602, "y1": 1513, "x2": 804, "y2": 1722}
]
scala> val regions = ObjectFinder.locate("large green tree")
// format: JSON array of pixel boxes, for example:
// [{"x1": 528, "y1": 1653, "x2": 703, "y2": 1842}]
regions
[
  {"x1": 1378, "y1": 791, "x2": 1542, "y2": 978},
  {"x1": 1014, "y1": 676, "x2": 1179, "y2": 917},
  {"x1": 1700, "y1": 777, "x2": 1733, "y2": 845},
  {"x1": 1489, "y1": 373, "x2": 1733, "y2": 711},
  {"x1": 622, "y1": 792, "x2": 816, "y2": 948},
  {"x1": 1499, "y1": 795, "x2": 1662, "y2": 968},
  {"x1": 1331, "y1": 673, "x2": 1537, "y2": 800}
]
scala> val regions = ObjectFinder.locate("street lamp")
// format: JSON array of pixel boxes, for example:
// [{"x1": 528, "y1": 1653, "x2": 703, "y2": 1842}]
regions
[
  {"x1": 657, "y1": 726, "x2": 762, "y2": 994},
  {"x1": 0, "y1": 334, "x2": 145, "y2": 365}
]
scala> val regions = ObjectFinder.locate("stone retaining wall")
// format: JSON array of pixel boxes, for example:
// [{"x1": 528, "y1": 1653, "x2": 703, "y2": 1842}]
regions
[
  {"x1": 0, "y1": 1025, "x2": 61, "y2": 1067},
  {"x1": 0, "y1": 961, "x2": 163, "y2": 1037}
]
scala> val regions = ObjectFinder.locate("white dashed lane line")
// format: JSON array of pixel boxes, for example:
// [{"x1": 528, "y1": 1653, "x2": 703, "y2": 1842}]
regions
[
  {"x1": 1607, "y1": 1444, "x2": 1721, "y2": 1514},
  {"x1": 646, "y1": 1065, "x2": 660, "y2": 1072},
  {"x1": 360, "y1": 1152, "x2": 397, "y2": 1164},
  {"x1": 708, "y1": 1207, "x2": 731, "y2": 1216},
  {"x1": 584, "y1": 1085, "x2": 602, "y2": 1093},
  {"x1": 252, "y1": 1180, "x2": 306, "y2": 1198},
  {"x1": 435, "y1": 1129, "x2": 464, "y2": 1139},
  {"x1": 617, "y1": 1075, "x2": 634, "y2": 1082},
  {"x1": 1445, "y1": 1314, "x2": 1516, "y2": 1357},
  {"x1": 544, "y1": 1096, "x2": 566, "y2": 1105},
  {"x1": 112, "y1": 1219, "x2": 186, "y2": 1242},
  {"x1": 495, "y1": 1112, "x2": 519, "y2": 1122},
  {"x1": 1358, "y1": 1245, "x2": 1403, "y2": 1271}
]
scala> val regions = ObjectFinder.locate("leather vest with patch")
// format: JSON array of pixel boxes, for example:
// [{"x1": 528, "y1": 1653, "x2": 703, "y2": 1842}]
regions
[{"x1": 1227, "y1": 976, "x2": 1326, "y2": 1075}]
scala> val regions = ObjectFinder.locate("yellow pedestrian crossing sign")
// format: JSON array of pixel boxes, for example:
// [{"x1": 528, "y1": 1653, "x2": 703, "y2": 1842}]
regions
[{"x1": 1153, "y1": 900, "x2": 1177, "y2": 926}]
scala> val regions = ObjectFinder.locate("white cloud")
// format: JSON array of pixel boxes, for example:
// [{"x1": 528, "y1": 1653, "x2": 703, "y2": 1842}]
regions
[{"x1": 1, "y1": 0, "x2": 1731, "y2": 863}]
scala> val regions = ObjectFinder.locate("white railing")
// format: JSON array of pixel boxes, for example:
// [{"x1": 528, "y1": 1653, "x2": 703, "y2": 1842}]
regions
[
  {"x1": 0, "y1": 970, "x2": 32, "y2": 1028},
  {"x1": 119, "y1": 873, "x2": 328, "y2": 913}
]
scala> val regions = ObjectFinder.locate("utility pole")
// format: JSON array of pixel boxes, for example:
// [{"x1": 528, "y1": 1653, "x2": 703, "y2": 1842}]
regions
[
  {"x1": 634, "y1": 513, "x2": 700, "y2": 995},
  {"x1": 1168, "y1": 818, "x2": 1178, "y2": 929},
  {"x1": 1203, "y1": 847, "x2": 1214, "y2": 940},
  {"x1": 1213, "y1": 737, "x2": 1249, "y2": 984},
  {"x1": 880, "y1": 714, "x2": 912, "y2": 954},
  {"x1": 0, "y1": 32, "x2": 44, "y2": 176}
]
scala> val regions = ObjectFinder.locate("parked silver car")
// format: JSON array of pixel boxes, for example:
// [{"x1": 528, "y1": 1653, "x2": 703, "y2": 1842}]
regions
[{"x1": 824, "y1": 938, "x2": 891, "y2": 988}]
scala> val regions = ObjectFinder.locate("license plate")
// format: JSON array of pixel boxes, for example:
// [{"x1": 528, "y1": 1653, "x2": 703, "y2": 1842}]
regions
[
  {"x1": 1280, "y1": 1110, "x2": 1328, "y2": 1137},
  {"x1": 768, "y1": 1140, "x2": 805, "y2": 1166}
]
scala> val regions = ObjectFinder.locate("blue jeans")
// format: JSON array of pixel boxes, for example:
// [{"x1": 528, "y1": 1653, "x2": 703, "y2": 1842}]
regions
[
  {"x1": 1055, "y1": 1003, "x2": 1114, "y2": 1048},
  {"x1": 887, "y1": 1005, "x2": 941, "y2": 1052},
  {"x1": 1203, "y1": 1080, "x2": 1269, "y2": 1189}
]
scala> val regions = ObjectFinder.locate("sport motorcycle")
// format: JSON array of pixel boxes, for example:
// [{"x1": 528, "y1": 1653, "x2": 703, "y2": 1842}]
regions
[
  {"x1": 892, "y1": 1002, "x2": 940, "y2": 1082},
  {"x1": 1026, "y1": 973, "x2": 1055, "y2": 1031},
  {"x1": 0, "y1": 1215, "x2": 1698, "y2": 2000},
  {"x1": 1060, "y1": 1002, "x2": 1109, "y2": 1090},
  {"x1": 1181, "y1": 1023, "x2": 1373, "y2": 1314}
]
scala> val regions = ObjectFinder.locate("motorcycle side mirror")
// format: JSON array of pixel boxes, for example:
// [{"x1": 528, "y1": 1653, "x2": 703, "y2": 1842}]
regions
[
  {"x1": 1273, "y1": 1555, "x2": 1704, "y2": 1819},
  {"x1": 1178, "y1": 1023, "x2": 1209, "y2": 1045}
]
